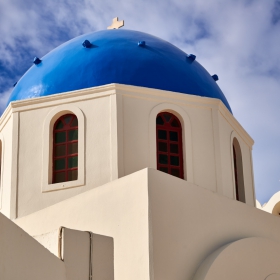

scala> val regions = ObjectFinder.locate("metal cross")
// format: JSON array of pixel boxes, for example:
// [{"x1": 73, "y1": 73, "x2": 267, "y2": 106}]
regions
[{"x1": 107, "y1": 17, "x2": 124, "y2": 29}]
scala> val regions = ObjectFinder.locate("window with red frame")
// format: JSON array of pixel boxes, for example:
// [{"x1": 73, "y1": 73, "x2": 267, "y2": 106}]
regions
[
  {"x1": 53, "y1": 114, "x2": 78, "y2": 184},
  {"x1": 156, "y1": 112, "x2": 184, "y2": 179}
]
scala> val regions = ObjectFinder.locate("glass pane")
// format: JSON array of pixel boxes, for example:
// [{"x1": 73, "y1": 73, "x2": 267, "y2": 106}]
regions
[
  {"x1": 68, "y1": 142, "x2": 78, "y2": 154},
  {"x1": 170, "y1": 156, "x2": 179, "y2": 166},
  {"x1": 55, "y1": 120, "x2": 64, "y2": 129},
  {"x1": 163, "y1": 113, "x2": 172, "y2": 122},
  {"x1": 55, "y1": 132, "x2": 66, "y2": 143},
  {"x1": 54, "y1": 172, "x2": 65, "y2": 183},
  {"x1": 68, "y1": 169, "x2": 78, "y2": 181},
  {"x1": 170, "y1": 144, "x2": 178, "y2": 154},
  {"x1": 54, "y1": 158, "x2": 65, "y2": 170},
  {"x1": 171, "y1": 168, "x2": 180, "y2": 177},
  {"x1": 169, "y1": 131, "x2": 178, "y2": 141},
  {"x1": 158, "y1": 130, "x2": 167, "y2": 140},
  {"x1": 159, "y1": 154, "x2": 168, "y2": 164},
  {"x1": 68, "y1": 129, "x2": 78, "y2": 141},
  {"x1": 64, "y1": 115, "x2": 72, "y2": 124},
  {"x1": 68, "y1": 156, "x2": 78, "y2": 168},
  {"x1": 54, "y1": 145, "x2": 66, "y2": 157},
  {"x1": 70, "y1": 117, "x2": 78, "y2": 127},
  {"x1": 156, "y1": 116, "x2": 164, "y2": 125},
  {"x1": 158, "y1": 142, "x2": 167, "y2": 152},
  {"x1": 159, "y1": 167, "x2": 168, "y2": 173},
  {"x1": 171, "y1": 119, "x2": 180, "y2": 127}
]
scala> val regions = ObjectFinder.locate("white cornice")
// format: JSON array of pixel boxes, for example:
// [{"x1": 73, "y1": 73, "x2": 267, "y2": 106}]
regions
[{"x1": 0, "y1": 83, "x2": 254, "y2": 146}]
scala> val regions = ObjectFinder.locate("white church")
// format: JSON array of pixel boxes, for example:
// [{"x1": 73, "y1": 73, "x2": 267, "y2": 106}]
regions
[{"x1": 1, "y1": 19, "x2": 280, "y2": 280}]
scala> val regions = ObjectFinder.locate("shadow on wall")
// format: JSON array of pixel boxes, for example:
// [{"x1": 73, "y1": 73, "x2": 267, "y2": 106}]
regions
[{"x1": 232, "y1": 138, "x2": 245, "y2": 203}]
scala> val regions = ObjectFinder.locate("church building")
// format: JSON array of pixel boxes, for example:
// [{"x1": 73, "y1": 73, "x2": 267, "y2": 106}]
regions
[{"x1": 1, "y1": 20, "x2": 280, "y2": 280}]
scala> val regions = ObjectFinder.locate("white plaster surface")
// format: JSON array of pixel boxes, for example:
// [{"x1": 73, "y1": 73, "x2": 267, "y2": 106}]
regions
[
  {"x1": 33, "y1": 229, "x2": 59, "y2": 256},
  {"x1": 0, "y1": 84, "x2": 255, "y2": 219},
  {"x1": 15, "y1": 168, "x2": 150, "y2": 280},
  {"x1": 193, "y1": 237, "x2": 280, "y2": 280},
  {"x1": 14, "y1": 168, "x2": 280, "y2": 280},
  {"x1": 0, "y1": 212, "x2": 65, "y2": 280}
]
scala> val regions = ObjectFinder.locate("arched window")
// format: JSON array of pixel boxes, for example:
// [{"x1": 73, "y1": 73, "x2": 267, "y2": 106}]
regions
[
  {"x1": 232, "y1": 138, "x2": 245, "y2": 202},
  {"x1": 53, "y1": 114, "x2": 78, "y2": 184},
  {"x1": 156, "y1": 112, "x2": 184, "y2": 179}
]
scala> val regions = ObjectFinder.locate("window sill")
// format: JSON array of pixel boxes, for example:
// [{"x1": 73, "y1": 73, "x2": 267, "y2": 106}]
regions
[{"x1": 42, "y1": 178, "x2": 84, "y2": 193}]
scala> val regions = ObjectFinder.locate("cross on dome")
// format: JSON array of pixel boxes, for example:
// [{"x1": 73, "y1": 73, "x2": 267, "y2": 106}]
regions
[{"x1": 107, "y1": 17, "x2": 124, "y2": 29}]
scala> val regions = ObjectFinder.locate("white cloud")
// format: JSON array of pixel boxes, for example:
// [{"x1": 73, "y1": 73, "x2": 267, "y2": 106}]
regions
[{"x1": 0, "y1": 88, "x2": 12, "y2": 113}]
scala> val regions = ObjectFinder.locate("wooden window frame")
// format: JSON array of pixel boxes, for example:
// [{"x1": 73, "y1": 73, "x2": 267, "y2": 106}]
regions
[
  {"x1": 156, "y1": 112, "x2": 184, "y2": 179},
  {"x1": 53, "y1": 114, "x2": 78, "y2": 184}
]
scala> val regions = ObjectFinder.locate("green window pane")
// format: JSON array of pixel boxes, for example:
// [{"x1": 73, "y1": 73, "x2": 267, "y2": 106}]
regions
[
  {"x1": 158, "y1": 130, "x2": 167, "y2": 140},
  {"x1": 68, "y1": 156, "x2": 78, "y2": 168},
  {"x1": 55, "y1": 120, "x2": 64, "y2": 129},
  {"x1": 158, "y1": 142, "x2": 167, "y2": 152},
  {"x1": 68, "y1": 129, "x2": 78, "y2": 141},
  {"x1": 70, "y1": 117, "x2": 78, "y2": 127},
  {"x1": 159, "y1": 167, "x2": 168, "y2": 173},
  {"x1": 171, "y1": 119, "x2": 180, "y2": 127},
  {"x1": 156, "y1": 116, "x2": 164, "y2": 125},
  {"x1": 170, "y1": 144, "x2": 178, "y2": 154},
  {"x1": 170, "y1": 156, "x2": 179, "y2": 166},
  {"x1": 64, "y1": 115, "x2": 72, "y2": 124},
  {"x1": 55, "y1": 132, "x2": 66, "y2": 143},
  {"x1": 159, "y1": 154, "x2": 168, "y2": 165},
  {"x1": 171, "y1": 168, "x2": 180, "y2": 177},
  {"x1": 54, "y1": 158, "x2": 66, "y2": 170},
  {"x1": 68, "y1": 169, "x2": 78, "y2": 181},
  {"x1": 163, "y1": 113, "x2": 171, "y2": 122},
  {"x1": 169, "y1": 131, "x2": 178, "y2": 141},
  {"x1": 68, "y1": 142, "x2": 78, "y2": 155},
  {"x1": 54, "y1": 145, "x2": 66, "y2": 157},
  {"x1": 54, "y1": 172, "x2": 66, "y2": 183}
]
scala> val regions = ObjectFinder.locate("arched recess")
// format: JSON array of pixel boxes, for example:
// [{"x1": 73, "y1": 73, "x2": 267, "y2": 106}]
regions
[
  {"x1": 193, "y1": 237, "x2": 280, "y2": 280},
  {"x1": 272, "y1": 201, "x2": 280, "y2": 217},
  {"x1": 149, "y1": 103, "x2": 193, "y2": 183},
  {"x1": 231, "y1": 136, "x2": 245, "y2": 203},
  {"x1": 0, "y1": 134, "x2": 4, "y2": 209},
  {"x1": 42, "y1": 104, "x2": 85, "y2": 192}
]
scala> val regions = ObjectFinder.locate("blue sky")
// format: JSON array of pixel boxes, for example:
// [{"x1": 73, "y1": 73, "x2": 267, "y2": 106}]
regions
[{"x1": 0, "y1": 0, "x2": 280, "y2": 204}]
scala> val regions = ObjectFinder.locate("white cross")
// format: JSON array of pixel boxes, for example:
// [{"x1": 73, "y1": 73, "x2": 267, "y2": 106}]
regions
[{"x1": 107, "y1": 17, "x2": 124, "y2": 29}]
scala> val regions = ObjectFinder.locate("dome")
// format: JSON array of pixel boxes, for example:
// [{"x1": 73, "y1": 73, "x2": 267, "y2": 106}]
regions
[{"x1": 8, "y1": 29, "x2": 232, "y2": 113}]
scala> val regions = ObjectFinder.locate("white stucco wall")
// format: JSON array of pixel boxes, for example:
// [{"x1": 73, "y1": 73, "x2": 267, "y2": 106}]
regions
[
  {"x1": 0, "y1": 84, "x2": 254, "y2": 218},
  {"x1": 193, "y1": 237, "x2": 280, "y2": 280},
  {"x1": 14, "y1": 168, "x2": 280, "y2": 280},
  {"x1": 0, "y1": 212, "x2": 65, "y2": 280},
  {"x1": 6, "y1": 87, "x2": 115, "y2": 218},
  {"x1": 218, "y1": 111, "x2": 255, "y2": 205},
  {"x1": 116, "y1": 85, "x2": 254, "y2": 202},
  {"x1": 0, "y1": 112, "x2": 16, "y2": 217},
  {"x1": 15, "y1": 169, "x2": 151, "y2": 280},
  {"x1": 147, "y1": 168, "x2": 279, "y2": 280}
]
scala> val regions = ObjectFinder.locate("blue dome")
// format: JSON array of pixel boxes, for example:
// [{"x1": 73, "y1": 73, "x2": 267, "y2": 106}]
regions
[{"x1": 8, "y1": 29, "x2": 232, "y2": 112}]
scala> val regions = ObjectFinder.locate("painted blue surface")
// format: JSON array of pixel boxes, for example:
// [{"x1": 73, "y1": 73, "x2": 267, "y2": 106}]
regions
[{"x1": 8, "y1": 29, "x2": 232, "y2": 113}]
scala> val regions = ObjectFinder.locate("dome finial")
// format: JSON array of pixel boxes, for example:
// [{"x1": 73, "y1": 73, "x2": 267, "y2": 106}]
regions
[{"x1": 107, "y1": 17, "x2": 124, "y2": 29}]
